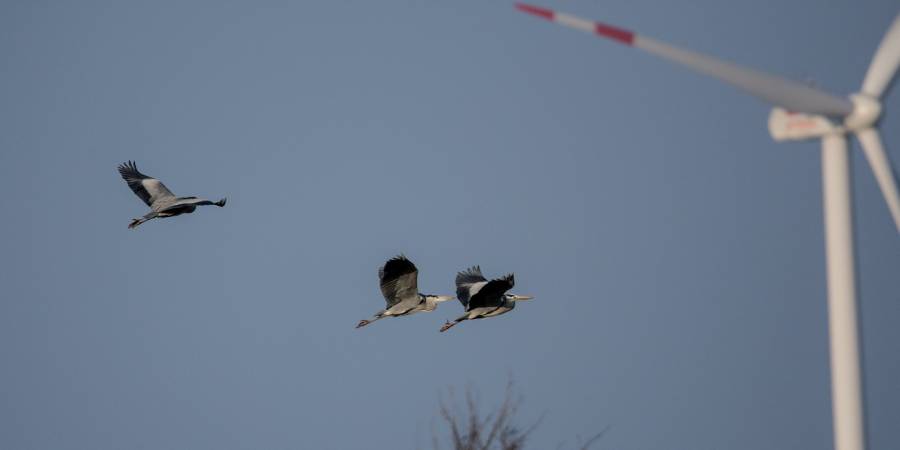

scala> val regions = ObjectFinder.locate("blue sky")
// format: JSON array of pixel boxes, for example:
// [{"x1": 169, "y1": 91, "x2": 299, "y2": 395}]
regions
[{"x1": 1, "y1": 1, "x2": 898, "y2": 449}]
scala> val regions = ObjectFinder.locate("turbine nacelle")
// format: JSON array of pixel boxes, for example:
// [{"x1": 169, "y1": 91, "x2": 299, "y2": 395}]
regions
[
  {"x1": 768, "y1": 94, "x2": 883, "y2": 142},
  {"x1": 768, "y1": 108, "x2": 837, "y2": 141}
]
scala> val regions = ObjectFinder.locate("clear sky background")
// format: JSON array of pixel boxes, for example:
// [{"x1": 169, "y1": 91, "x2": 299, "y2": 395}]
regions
[{"x1": 1, "y1": 1, "x2": 898, "y2": 449}]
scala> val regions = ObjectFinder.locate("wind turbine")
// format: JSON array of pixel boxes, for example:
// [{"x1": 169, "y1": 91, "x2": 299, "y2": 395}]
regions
[{"x1": 515, "y1": 3, "x2": 900, "y2": 450}]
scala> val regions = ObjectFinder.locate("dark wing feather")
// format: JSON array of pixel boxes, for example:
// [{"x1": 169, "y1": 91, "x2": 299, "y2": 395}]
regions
[
  {"x1": 467, "y1": 274, "x2": 514, "y2": 311},
  {"x1": 118, "y1": 161, "x2": 153, "y2": 206},
  {"x1": 455, "y1": 265, "x2": 487, "y2": 309},
  {"x1": 378, "y1": 255, "x2": 419, "y2": 308},
  {"x1": 117, "y1": 160, "x2": 174, "y2": 207},
  {"x1": 119, "y1": 161, "x2": 175, "y2": 207}
]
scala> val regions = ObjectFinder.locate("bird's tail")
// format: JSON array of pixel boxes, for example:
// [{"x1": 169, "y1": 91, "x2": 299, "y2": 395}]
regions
[
  {"x1": 356, "y1": 312, "x2": 385, "y2": 329},
  {"x1": 439, "y1": 315, "x2": 467, "y2": 333},
  {"x1": 128, "y1": 218, "x2": 146, "y2": 229},
  {"x1": 128, "y1": 211, "x2": 158, "y2": 229},
  {"x1": 215, "y1": 198, "x2": 227, "y2": 207}
]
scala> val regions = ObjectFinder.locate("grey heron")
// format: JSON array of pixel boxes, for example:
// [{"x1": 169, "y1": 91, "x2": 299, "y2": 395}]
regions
[
  {"x1": 356, "y1": 255, "x2": 454, "y2": 328},
  {"x1": 439, "y1": 266, "x2": 533, "y2": 332},
  {"x1": 118, "y1": 161, "x2": 226, "y2": 229}
]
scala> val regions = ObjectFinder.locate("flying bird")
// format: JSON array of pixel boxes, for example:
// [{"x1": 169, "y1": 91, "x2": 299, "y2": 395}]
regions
[
  {"x1": 440, "y1": 266, "x2": 533, "y2": 332},
  {"x1": 118, "y1": 161, "x2": 226, "y2": 229},
  {"x1": 356, "y1": 255, "x2": 454, "y2": 328}
]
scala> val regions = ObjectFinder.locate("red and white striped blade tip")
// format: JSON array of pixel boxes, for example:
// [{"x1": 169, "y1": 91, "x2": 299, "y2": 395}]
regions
[
  {"x1": 515, "y1": 2, "x2": 554, "y2": 20},
  {"x1": 514, "y1": 3, "x2": 634, "y2": 45}
]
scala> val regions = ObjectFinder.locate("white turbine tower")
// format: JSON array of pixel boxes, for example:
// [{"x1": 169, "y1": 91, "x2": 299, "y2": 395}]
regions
[{"x1": 516, "y1": 4, "x2": 900, "y2": 450}]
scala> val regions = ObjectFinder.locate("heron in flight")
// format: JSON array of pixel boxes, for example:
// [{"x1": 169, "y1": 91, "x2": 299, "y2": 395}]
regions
[
  {"x1": 440, "y1": 266, "x2": 533, "y2": 332},
  {"x1": 356, "y1": 255, "x2": 454, "y2": 328},
  {"x1": 118, "y1": 161, "x2": 226, "y2": 229}
]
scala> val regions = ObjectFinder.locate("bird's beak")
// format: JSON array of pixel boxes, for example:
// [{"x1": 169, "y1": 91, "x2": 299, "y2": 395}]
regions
[
  {"x1": 436, "y1": 295, "x2": 455, "y2": 302},
  {"x1": 512, "y1": 295, "x2": 534, "y2": 301}
]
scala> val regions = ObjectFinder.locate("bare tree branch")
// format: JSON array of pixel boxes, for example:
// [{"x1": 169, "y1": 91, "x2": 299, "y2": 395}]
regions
[
  {"x1": 577, "y1": 425, "x2": 611, "y2": 450},
  {"x1": 433, "y1": 379, "x2": 602, "y2": 450}
]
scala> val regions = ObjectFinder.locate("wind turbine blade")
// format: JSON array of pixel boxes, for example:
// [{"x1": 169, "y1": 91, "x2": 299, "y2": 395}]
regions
[
  {"x1": 861, "y1": 14, "x2": 900, "y2": 98},
  {"x1": 515, "y1": 3, "x2": 854, "y2": 117},
  {"x1": 855, "y1": 127, "x2": 900, "y2": 233}
]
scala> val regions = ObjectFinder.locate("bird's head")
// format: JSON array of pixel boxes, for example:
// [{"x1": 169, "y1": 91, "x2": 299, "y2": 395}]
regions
[
  {"x1": 504, "y1": 294, "x2": 534, "y2": 302},
  {"x1": 425, "y1": 294, "x2": 456, "y2": 303}
]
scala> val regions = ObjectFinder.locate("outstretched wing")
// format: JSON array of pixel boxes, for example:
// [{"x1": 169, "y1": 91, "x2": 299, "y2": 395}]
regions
[
  {"x1": 467, "y1": 274, "x2": 514, "y2": 311},
  {"x1": 118, "y1": 161, "x2": 175, "y2": 207},
  {"x1": 161, "y1": 197, "x2": 223, "y2": 208},
  {"x1": 379, "y1": 255, "x2": 419, "y2": 308},
  {"x1": 455, "y1": 266, "x2": 488, "y2": 309}
]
